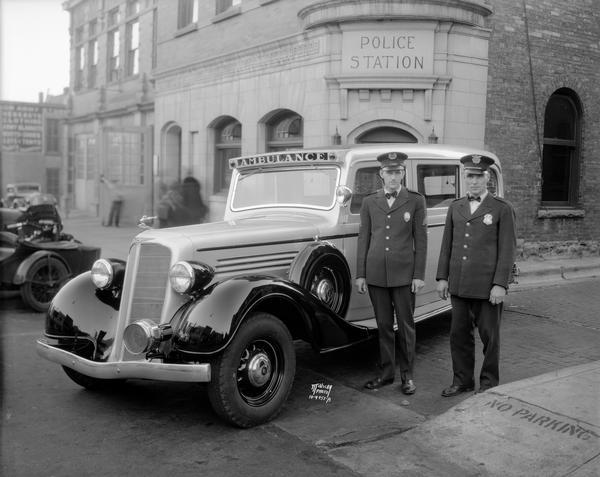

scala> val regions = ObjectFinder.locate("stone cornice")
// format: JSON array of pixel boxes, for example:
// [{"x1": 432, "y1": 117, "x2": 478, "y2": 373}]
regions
[
  {"x1": 65, "y1": 101, "x2": 154, "y2": 124},
  {"x1": 298, "y1": 0, "x2": 493, "y2": 30},
  {"x1": 153, "y1": 31, "x2": 325, "y2": 91}
]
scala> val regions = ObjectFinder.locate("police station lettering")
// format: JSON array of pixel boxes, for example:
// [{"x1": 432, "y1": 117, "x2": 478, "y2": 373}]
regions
[
  {"x1": 230, "y1": 151, "x2": 338, "y2": 169},
  {"x1": 350, "y1": 34, "x2": 424, "y2": 70},
  {"x1": 484, "y1": 398, "x2": 599, "y2": 441}
]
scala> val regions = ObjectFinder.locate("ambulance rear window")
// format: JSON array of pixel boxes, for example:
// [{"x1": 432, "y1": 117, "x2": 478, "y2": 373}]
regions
[{"x1": 417, "y1": 164, "x2": 460, "y2": 208}]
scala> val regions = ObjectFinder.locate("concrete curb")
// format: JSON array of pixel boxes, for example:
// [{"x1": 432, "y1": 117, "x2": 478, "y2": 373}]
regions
[{"x1": 512, "y1": 258, "x2": 600, "y2": 290}]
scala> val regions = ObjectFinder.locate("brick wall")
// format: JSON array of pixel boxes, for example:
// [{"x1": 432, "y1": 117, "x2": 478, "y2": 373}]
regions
[{"x1": 485, "y1": 0, "x2": 600, "y2": 244}]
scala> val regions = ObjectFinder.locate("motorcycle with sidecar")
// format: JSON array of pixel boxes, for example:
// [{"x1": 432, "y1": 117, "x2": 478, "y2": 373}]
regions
[{"x1": 0, "y1": 201, "x2": 101, "y2": 312}]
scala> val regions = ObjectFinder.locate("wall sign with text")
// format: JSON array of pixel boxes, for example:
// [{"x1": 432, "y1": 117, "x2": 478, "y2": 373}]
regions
[
  {"x1": 0, "y1": 104, "x2": 43, "y2": 152},
  {"x1": 342, "y1": 30, "x2": 434, "y2": 75}
]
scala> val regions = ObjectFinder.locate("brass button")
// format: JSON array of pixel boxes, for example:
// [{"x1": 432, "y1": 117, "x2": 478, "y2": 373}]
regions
[{"x1": 462, "y1": 256, "x2": 467, "y2": 260}]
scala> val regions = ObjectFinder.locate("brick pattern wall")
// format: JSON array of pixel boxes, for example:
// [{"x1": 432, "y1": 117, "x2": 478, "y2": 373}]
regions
[{"x1": 485, "y1": 0, "x2": 600, "y2": 243}]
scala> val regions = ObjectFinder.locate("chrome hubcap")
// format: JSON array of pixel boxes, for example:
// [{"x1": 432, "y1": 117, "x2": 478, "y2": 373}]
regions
[
  {"x1": 315, "y1": 278, "x2": 334, "y2": 304},
  {"x1": 246, "y1": 351, "x2": 272, "y2": 387}
]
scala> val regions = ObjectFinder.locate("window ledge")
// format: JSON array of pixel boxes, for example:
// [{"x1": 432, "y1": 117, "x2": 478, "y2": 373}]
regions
[
  {"x1": 211, "y1": 5, "x2": 242, "y2": 23},
  {"x1": 175, "y1": 23, "x2": 198, "y2": 37},
  {"x1": 537, "y1": 208, "x2": 585, "y2": 219}
]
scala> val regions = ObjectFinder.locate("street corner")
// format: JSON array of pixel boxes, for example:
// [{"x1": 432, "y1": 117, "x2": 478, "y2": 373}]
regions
[{"x1": 388, "y1": 388, "x2": 600, "y2": 477}]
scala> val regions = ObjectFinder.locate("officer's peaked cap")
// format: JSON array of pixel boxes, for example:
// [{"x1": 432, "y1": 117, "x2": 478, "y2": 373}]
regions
[
  {"x1": 460, "y1": 154, "x2": 495, "y2": 175},
  {"x1": 377, "y1": 151, "x2": 407, "y2": 170}
]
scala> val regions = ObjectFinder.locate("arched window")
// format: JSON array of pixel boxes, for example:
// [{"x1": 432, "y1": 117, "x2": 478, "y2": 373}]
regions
[
  {"x1": 214, "y1": 118, "x2": 241, "y2": 194},
  {"x1": 266, "y1": 112, "x2": 303, "y2": 151},
  {"x1": 356, "y1": 126, "x2": 417, "y2": 143},
  {"x1": 541, "y1": 89, "x2": 581, "y2": 206}
]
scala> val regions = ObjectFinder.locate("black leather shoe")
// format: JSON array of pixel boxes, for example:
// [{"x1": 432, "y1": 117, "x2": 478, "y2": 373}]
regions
[
  {"x1": 401, "y1": 379, "x2": 416, "y2": 395},
  {"x1": 364, "y1": 377, "x2": 394, "y2": 390},
  {"x1": 441, "y1": 384, "x2": 474, "y2": 397}
]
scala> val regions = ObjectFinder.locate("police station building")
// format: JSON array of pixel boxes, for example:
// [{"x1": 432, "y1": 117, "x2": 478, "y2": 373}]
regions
[{"x1": 65, "y1": 0, "x2": 600, "y2": 254}]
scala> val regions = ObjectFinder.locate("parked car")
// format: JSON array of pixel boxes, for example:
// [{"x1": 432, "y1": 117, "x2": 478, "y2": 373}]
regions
[
  {"x1": 4, "y1": 182, "x2": 42, "y2": 208},
  {"x1": 37, "y1": 144, "x2": 506, "y2": 427}
]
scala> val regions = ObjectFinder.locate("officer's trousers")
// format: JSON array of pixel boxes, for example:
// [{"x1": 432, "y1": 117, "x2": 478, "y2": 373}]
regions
[
  {"x1": 449, "y1": 295, "x2": 503, "y2": 388},
  {"x1": 368, "y1": 285, "x2": 415, "y2": 381}
]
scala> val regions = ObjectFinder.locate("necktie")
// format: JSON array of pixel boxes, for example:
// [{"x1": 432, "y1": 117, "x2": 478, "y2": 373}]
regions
[
  {"x1": 468, "y1": 195, "x2": 481, "y2": 202},
  {"x1": 385, "y1": 191, "x2": 398, "y2": 199}
]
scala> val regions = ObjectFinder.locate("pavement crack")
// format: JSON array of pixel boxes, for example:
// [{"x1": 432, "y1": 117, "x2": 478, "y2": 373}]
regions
[
  {"x1": 316, "y1": 426, "x2": 416, "y2": 450},
  {"x1": 508, "y1": 309, "x2": 600, "y2": 331},
  {"x1": 507, "y1": 309, "x2": 552, "y2": 320}
]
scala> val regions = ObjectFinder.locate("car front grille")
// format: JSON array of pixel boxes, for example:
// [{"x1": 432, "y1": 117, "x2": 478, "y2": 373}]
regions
[{"x1": 130, "y1": 243, "x2": 171, "y2": 322}]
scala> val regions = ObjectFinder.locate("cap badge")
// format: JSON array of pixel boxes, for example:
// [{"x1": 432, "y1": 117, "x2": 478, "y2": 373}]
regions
[
  {"x1": 404, "y1": 211, "x2": 411, "y2": 222},
  {"x1": 472, "y1": 155, "x2": 481, "y2": 164},
  {"x1": 483, "y1": 213, "x2": 493, "y2": 225},
  {"x1": 389, "y1": 152, "x2": 397, "y2": 159}
]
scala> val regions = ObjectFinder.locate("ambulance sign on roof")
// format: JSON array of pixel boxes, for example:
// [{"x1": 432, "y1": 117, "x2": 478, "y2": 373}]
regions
[{"x1": 230, "y1": 151, "x2": 339, "y2": 169}]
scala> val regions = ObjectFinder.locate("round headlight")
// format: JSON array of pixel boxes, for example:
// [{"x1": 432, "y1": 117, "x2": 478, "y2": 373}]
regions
[
  {"x1": 91, "y1": 259, "x2": 113, "y2": 289},
  {"x1": 169, "y1": 261, "x2": 195, "y2": 294}
]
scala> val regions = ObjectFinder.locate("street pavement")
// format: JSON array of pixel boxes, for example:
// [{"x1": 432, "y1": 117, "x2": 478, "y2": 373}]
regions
[{"x1": 59, "y1": 212, "x2": 600, "y2": 476}]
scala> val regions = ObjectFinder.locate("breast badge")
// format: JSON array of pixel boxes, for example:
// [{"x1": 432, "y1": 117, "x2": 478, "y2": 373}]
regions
[
  {"x1": 404, "y1": 212, "x2": 411, "y2": 222},
  {"x1": 483, "y1": 213, "x2": 493, "y2": 225}
]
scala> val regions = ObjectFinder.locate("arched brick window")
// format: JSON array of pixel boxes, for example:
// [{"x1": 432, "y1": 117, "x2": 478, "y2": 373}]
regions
[
  {"x1": 356, "y1": 126, "x2": 417, "y2": 143},
  {"x1": 214, "y1": 118, "x2": 241, "y2": 194},
  {"x1": 266, "y1": 111, "x2": 303, "y2": 151},
  {"x1": 541, "y1": 89, "x2": 581, "y2": 206}
]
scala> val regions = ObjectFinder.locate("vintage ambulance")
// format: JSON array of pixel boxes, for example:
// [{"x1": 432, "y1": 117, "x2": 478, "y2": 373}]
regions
[{"x1": 37, "y1": 144, "x2": 505, "y2": 427}]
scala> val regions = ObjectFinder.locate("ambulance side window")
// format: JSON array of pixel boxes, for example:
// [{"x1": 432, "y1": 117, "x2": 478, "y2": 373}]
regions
[
  {"x1": 350, "y1": 167, "x2": 380, "y2": 214},
  {"x1": 350, "y1": 166, "x2": 406, "y2": 214},
  {"x1": 416, "y1": 165, "x2": 460, "y2": 208}
]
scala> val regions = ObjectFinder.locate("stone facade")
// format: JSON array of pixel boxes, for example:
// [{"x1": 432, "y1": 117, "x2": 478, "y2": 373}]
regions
[
  {"x1": 63, "y1": 0, "x2": 600, "y2": 246},
  {"x1": 63, "y1": 0, "x2": 155, "y2": 224},
  {"x1": 153, "y1": 0, "x2": 495, "y2": 219}
]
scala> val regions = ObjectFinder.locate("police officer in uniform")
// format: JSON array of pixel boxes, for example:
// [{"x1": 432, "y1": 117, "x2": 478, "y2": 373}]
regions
[
  {"x1": 436, "y1": 154, "x2": 517, "y2": 396},
  {"x1": 356, "y1": 152, "x2": 427, "y2": 394}
]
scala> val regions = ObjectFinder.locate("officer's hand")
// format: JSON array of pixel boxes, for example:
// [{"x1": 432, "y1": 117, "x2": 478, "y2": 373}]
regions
[
  {"x1": 411, "y1": 279, "x2": 425, "y2": 294},
  {"x1": 356, "y1": 278, "x2": 367, "y2": 294},
  {"x1": 489, "y1": 285, "x2": 506, "y2": 305},
  {"x1": 436, "y1": 280, "x2": 449, "y2": 300}
]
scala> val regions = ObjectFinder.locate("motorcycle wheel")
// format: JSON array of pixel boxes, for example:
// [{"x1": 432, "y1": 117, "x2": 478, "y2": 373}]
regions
[{"x1": 20, "y1": 256, "x2": 69, "y2": 312}]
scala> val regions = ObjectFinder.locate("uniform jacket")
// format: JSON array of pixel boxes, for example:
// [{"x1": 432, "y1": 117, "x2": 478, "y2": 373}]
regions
[
  {"x1": 357, "y1": 188, "x2": 427, "y2": 287},
  {"x1": 436, "y1": 194, "x2": 517, "y2": 299}
]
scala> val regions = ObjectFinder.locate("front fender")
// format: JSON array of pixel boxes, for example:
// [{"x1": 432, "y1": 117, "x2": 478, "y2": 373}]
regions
[
  {"x1": 172, "y1": 275, "x2": 374, "y2": 356},
  {"x1": 44, "y1": 271, "x2": 121, "y2": 361},
  {"x1": 13, "y1": 250, "x2": 69, "y2": 285}
]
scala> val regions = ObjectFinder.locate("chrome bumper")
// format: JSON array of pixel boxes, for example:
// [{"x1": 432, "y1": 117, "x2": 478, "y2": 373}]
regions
[{"x1": 36, "y1": 339, "x2": 211, "y2": 382}]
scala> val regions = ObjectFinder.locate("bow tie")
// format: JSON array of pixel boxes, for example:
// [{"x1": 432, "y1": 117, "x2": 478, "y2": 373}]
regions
[
  {"x1": 468, "y1": 195, "x2": 481, "y2": 202},
  {"x1": 385, "y1": 191, "x2": 398, "y2": 199}
]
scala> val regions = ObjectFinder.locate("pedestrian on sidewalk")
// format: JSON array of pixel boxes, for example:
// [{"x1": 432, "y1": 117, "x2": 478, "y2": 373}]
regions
[
  {"x1": 100, "y1": 175, "x2": 124, "y2": 227},
  {"x1": 436, "y1": 154, "x2": 517, "y2": 397},
  {"x1": 181, "y1": 176, "x2": 209, "y2": 224},
  {"x1": 157, "y1": 181, "x2": 188, "y2": 228},
  {"x1": 356, "y1": 151, "x2": 427, "y2": 395}
]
